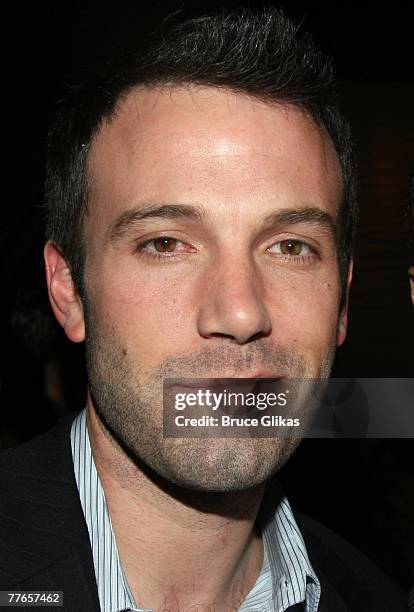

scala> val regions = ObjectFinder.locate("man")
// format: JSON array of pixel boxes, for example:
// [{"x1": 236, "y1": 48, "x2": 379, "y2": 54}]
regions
[{"x1": 0, "y1": 7, "x2": 406, "y2": 611}]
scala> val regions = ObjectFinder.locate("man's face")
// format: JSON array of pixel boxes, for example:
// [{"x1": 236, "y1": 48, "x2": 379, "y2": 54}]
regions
[{"x1": 76, "y1": 85, "x2": 347, "y2": 491}]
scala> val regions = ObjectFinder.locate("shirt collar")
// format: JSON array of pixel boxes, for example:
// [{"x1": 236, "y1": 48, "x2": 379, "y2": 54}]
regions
[
  {"x1": 71, "y1": 409, "x2": 139, "y2": 611},
  {"x1": 71, "y1": 408, "x2": 320, "y2": 612},
  {"x1": 259, "y1": 493, "x2": 320, "y2": 611}
]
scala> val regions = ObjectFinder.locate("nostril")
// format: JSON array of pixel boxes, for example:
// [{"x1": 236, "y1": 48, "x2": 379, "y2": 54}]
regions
[
  {"x1": 248, "y1": 329, "x2": 272, "y2": 343},
  {"x1": 206, "y1": 329, "x2": 271, "y2": 344}
]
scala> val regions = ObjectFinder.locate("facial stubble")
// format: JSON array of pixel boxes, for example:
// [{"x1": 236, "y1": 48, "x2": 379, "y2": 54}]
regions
[{"x1": 84, "y1": 300, "x2": 336, "y2": 493}]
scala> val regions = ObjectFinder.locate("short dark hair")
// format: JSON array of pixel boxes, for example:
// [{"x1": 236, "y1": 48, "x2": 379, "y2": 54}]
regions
[
  {"x1": 408, "y1": 172, "x2": 414, "y2": 265},
  {"x1": 45, "y1": 7, "x2": 357, "y2": 297}
]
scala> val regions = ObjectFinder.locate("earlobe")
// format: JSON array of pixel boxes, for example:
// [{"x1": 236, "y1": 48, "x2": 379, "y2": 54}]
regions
[
  {"x1": 409, "y1": 267, "x2": 414, "y2": 305},
  {"x1": 337, "y1": 259, "x2": 353, "y2": 347},
  {"x1": 44, "y1": 241, "x2": 85, "y2": 343}
]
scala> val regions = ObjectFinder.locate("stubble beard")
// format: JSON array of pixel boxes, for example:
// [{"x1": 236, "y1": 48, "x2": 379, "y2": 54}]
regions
[{"x1": 84, "y1": 302, "x2": 337, "y2": 493}]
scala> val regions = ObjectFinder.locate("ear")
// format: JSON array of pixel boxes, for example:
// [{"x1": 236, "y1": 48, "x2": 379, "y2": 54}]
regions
[
  {"x1": 409, "y1": 266, "x2": 414, "y2": 305},
  {"x1": 337, "y1": 259, "x2": 353, "y2": 347},
  {"x1": 44, "y1": 241, "x2": 85, "y2": 343}
]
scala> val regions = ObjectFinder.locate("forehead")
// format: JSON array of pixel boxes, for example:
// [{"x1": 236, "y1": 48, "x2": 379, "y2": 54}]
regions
[{"x1": 86, "y1": 85, "x2": 342, "y2": 229}]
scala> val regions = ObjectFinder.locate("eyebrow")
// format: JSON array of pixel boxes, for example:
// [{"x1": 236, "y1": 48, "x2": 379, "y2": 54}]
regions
[
  {"x1": 262, "y1": 208, "x2": 337, "y2": 241},
  {"x1": 108, "y1": 203, "x2": 337, "y2": 243},
  {"x1": 109, "y1": 204, "x2": 206, "y2": 241}
]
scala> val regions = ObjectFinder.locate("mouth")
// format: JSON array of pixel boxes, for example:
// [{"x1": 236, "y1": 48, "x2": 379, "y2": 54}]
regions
[
  {"x1": 168, "y1": 372, "x2": 284, "y2": 389},
  {"x1": 165, "y1": 376, "x2": 286, "y2": 419},
  {"x1": 167, "y1": 375, "x2": 283, "y2": 392}
]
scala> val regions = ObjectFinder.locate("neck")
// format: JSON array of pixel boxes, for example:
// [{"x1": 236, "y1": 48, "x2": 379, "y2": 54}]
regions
[{"x1": 86, "y1": 402, "x2": 266, "y2": 612}]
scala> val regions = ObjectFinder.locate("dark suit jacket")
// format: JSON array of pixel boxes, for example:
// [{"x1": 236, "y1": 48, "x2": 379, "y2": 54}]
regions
[{"x1": 0, "y1": 413, "x2": 408, "y2": 611}]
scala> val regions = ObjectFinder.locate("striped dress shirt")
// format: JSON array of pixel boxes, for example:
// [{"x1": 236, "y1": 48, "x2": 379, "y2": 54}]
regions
[{"x1": 71, "y1": 408, "x2": 320, "y2": 612}]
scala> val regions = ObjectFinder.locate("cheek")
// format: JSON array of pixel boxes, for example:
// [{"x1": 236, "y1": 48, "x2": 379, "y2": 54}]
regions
[
  {"x1": 265, "y1": 274, "x2": 340, "y2": 351},
  {"x1": 87, "y1": 258, "x2": 341, "y2": 366},
  {"x1": 92, "y1": 272, "x2": 196, "y2": 356}
]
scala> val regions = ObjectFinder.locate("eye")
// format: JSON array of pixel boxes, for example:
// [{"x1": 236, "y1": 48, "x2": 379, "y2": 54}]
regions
[
  {"x1": 148, "y1": 237, "x2": 180, "y2": 253},
  {"x1": 137, "y1": 235, "x2": 194, "y2": 258},
  {"x1": 267, "y1": 239, "x2": 313, "y2": 257}
]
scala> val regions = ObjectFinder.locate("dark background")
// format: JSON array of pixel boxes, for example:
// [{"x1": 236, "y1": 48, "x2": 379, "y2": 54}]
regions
[{"x1": 1, "y1": 0, "x2": 413, "y2": 591}]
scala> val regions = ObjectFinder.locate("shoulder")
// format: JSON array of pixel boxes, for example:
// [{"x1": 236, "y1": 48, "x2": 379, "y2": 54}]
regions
[
  {"x1": 0, "y1": 412, "x2": 93, "y2": 588},
  {"x1": 0, "y1": 412, "x2": 78, "y2": 484},
  {"x1": 0, "y1": 412, "x2": 100, "y2": 604},
  {"x1": 0, "y1": 411, "x2": 81, "y2": 518},
  {"x1": 0, "y1": 412, "x2": 82, "y2": 524},
  {"x1": 294, "y1": 511, "x2": 408, "y2": 611}
]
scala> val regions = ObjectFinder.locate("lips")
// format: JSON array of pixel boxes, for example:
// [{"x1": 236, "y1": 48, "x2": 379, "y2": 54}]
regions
[
  {"x1": 168, "y1": 376, "x2": 282, "y2": 411},
  {"x1": 168, "y1": 376, "x2": 283, "y2": 393},
  {"x1": 165, "y1": 376, "x2": 286, "y2": 420}
]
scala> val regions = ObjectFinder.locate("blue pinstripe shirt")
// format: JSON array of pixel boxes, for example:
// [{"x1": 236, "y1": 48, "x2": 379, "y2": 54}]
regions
[{"x1": 71, "y1": 409, "x2": 320, "y2": 611}]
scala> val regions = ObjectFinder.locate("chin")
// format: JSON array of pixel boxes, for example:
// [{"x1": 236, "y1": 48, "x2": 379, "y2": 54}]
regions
[{"x1": 149, "y1": 437, "x2": 299, "y2": 493}]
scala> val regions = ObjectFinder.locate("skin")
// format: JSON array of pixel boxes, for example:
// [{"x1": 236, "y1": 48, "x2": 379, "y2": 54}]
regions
[
  {"x1": 409, "y1": 266, "x2": 414, "y2": 304},
  {"x1": 45, "y1": 85, "x2": 352, "y2": 611}
]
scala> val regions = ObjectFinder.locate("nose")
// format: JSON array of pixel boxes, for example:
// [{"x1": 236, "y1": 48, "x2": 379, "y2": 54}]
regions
[{"x1": 197, "y1": 254, "x2": 272, "y2": 345}]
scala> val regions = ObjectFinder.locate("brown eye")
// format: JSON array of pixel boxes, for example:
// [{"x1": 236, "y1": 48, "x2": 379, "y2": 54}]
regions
[
  {"x1": 280, "y1": 239, "x2": 304, "y2": 255},
  {"x1": 267, "y1": 239, "x2": 312, "y2": 257},
  {"x1": 153, "y1": 237, "x2": 177, "y2": 252}
]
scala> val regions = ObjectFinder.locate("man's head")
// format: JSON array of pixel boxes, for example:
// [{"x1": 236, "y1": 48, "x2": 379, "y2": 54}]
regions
[
  {"x1": 408, "y1": 172, "x2": 414, "y2": 303},
  {"x1": 44, "y1": 8, "x2": 356, "y2": 492}
]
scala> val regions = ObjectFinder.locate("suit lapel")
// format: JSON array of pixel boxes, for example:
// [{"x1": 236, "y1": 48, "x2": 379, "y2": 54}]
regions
[{"x1": 314, "y1": 565, "x2": 350, "y2": 611}]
